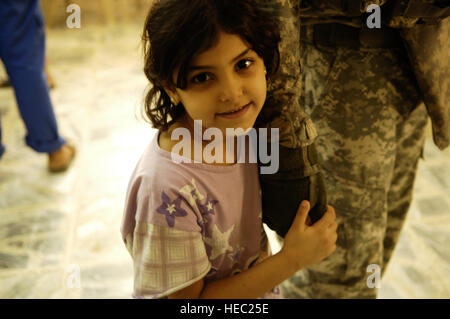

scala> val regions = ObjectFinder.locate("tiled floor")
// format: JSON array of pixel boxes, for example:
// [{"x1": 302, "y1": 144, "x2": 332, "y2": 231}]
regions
[{"x1": 0, "y1": 23, "x2": 449, "y2": 299}]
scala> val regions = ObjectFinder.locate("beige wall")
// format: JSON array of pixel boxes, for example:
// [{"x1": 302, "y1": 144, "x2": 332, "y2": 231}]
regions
[{"x1": 40, "y1": 0, "x2": 153, "y2": 28}]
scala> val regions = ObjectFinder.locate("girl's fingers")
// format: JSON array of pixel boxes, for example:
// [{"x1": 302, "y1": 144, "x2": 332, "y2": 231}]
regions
[
  {"x1": 313, "y1": 206, "x2": 334, "y2": 229},
  {"x1": 327, "y1": 205, "x2": 336, "y2": 221},
  {"x1": 290, "y1": 200, "x2": 310, "y2": 231},
  {"x1": 328, "y1": 221, "x2": 338, "y2": 232}
]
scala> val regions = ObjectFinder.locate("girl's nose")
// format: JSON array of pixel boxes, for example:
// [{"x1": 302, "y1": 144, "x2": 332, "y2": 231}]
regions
[{"x1": 218, "y1": 73, "x2": 244, "y2": 103}]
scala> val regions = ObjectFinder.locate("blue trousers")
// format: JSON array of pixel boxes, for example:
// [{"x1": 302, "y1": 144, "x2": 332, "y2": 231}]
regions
[{"x1": 0, "y1": 0, "x2": 65, "y2": 158}]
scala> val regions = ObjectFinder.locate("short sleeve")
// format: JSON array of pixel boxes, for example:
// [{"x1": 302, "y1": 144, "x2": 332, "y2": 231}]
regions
[
  {"x1": 129, "y1": 222, "x2": 211, "y2": 299},
  {"x1": 134, "y1": 175, "x2": 204, "y2": 233}
]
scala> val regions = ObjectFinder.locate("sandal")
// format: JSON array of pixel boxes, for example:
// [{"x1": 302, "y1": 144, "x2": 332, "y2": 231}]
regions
[{"x1": 48, "y1": 144, "x2": 76, "y2": 172}]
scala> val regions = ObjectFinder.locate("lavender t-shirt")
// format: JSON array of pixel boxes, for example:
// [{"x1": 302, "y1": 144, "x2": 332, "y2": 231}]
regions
[{"x1": 121, "y1": 131, "x2": 281, "y2": 298}]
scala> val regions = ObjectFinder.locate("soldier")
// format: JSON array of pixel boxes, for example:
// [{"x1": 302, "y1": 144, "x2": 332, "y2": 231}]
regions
[{"x1": 260, "y1": 0, "x2": 449, "y2": 298}]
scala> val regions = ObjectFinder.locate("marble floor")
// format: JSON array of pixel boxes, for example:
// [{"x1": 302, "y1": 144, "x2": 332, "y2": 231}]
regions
[{"x1": 0, "y1": 23, "x2": 449, "y2": 299}]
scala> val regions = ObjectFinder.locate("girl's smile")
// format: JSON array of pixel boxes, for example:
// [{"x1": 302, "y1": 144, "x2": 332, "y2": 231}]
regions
[{"x1": 216, "y1": 102, "x2": 252, "y2": 119}]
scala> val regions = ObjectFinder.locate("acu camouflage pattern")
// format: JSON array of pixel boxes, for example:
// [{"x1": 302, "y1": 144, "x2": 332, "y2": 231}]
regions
[
  {"x1": 263, "y1": 0, "x2": 317, "y2": 148},
  {"x1": 295, "y1": 0, "x2": 450, "y2": 149},
  {"x1": 401, "y1": 18, "x2": 450, "y2": 150},
  {"x1": 262, "y1": 0, "x2": 448, "y2": 298}
]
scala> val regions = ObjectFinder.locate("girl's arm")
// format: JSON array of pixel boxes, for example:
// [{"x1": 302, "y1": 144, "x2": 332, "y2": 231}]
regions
[
  {"x1": 170, "y1": 250, "x2": 297, "y2": 299},
  {"x1": 169, "y1": 201, "x2": 338, "y2": 299}
]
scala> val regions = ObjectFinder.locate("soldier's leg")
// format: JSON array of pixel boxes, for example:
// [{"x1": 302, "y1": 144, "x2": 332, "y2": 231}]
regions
[
  {"x1": 281, "y1": 28, "x2": 422, "y2": 298},
  {"x1": 382, "y1": 103, "x2": 428, "y2": 275}
]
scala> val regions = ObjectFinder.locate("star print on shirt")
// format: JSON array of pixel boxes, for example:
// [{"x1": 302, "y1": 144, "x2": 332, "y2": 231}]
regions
[
  {"x1": 197, "y1": 195, "x2": 219, "y2": 237},
  {"x1": 198, "y1": 195, "x2": 219, "y2": 217},
  {"x1": 197, "y1": 218, "x2": 207, "y2": 238},
  {"x1": 180, "y1": 179, "x2": 204, "y2": 206},
  {"x1": 156, "y1": 191, "x2": 188, "y2": 227},
  {"x1": 204, "y1": 224, "x2": 235, "y2": 260},
  {"x1": 228, "y1": 245, "x2": 245, "y2": 263}
]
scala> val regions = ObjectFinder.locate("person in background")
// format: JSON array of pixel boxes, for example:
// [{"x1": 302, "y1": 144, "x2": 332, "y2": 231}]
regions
[
  {"x1": 1, "y1": 57, "x2": 54, "y2": 89},
  {"x1": 0, "y1": 0, "x2": 74, "y2": 172}
]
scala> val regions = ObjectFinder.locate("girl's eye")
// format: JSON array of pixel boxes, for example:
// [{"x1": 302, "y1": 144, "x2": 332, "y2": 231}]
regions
[
  {"x1": 191, "y1": 73, "x2": 211, "y2": 84},
  {"x1": 236, "y1": 59, "x2": 253, "y2": 71}
]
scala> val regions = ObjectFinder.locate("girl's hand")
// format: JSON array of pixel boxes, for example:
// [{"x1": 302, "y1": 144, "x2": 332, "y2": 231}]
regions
[
  {"x1": 279, "y1": 201, "x2": 338, "y2": 272},
  {"x1": 170, "y1": 201, "x2": 337, "y2": 299}
]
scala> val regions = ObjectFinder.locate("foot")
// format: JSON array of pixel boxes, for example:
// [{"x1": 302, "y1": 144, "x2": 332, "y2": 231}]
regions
[
  {"x1": 48, "y1": 144, "x2": 76, "y2": 172},
  {"x1": 46, "y1": 74, "x2": 56, "y2": 89},
  {"x1": 0, "y1": 78, "x2": 12, "y2": 88}
]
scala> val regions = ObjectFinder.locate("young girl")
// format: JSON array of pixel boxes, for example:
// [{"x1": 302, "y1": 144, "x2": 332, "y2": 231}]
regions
[{"x1": 121, "y1": 0, "x2": 338, "y2": 299}]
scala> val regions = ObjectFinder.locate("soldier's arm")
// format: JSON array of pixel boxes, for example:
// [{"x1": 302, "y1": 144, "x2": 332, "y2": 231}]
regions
[
  {"x1": 258, "y1": 0, "x2": 328, "y2": 236},
  {"x1": 265, "y1": 0, "x2": 317, "y2": 148}
]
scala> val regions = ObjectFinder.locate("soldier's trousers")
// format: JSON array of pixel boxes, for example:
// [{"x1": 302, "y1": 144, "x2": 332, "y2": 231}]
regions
[{"x1": 279, "y1": 29, "x2": 428, "y2": 298}]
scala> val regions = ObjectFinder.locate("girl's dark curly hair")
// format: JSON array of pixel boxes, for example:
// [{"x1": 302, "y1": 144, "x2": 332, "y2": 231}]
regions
[{"x1": 142, "y1": 0, "x2": 282, "y2": 131}]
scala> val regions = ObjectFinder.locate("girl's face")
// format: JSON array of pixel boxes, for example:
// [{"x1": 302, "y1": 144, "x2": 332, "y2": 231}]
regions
[{"x1": 168, "y1": 31, "x2": 267, "y2": 136}]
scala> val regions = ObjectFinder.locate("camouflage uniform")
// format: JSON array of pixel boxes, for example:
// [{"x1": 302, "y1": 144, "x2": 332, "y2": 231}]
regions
[{"x1": 261, "y1": 0, "x2": 449, "y2": 298}]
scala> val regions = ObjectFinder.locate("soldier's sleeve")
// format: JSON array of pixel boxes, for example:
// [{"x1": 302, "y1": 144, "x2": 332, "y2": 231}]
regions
[
  {"x1": 265, "y1": 0, "x2": 318, "y2": 148},
  {"x1": 400, "y1": 17, "x2": 450, "y2": 151}
]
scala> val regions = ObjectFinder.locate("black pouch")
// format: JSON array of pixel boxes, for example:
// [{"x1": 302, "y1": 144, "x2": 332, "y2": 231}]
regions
[{"x1": 259, "y1": 144, "x2": 328, "y2": 238}]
